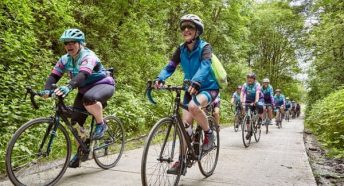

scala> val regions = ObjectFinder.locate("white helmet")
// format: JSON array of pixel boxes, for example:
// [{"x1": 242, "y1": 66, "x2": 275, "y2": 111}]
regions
[
  {"x1": 263, "y1": 78, "x2": 270, "y2": 83},
  {"x1": 180, "y1": 14, "x2": 204, "y2": 35}
]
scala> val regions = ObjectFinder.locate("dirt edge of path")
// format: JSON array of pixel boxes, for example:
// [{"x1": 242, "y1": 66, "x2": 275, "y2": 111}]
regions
[{"x1": 303, "y1": 129, "x2": 344, "y2": 185}]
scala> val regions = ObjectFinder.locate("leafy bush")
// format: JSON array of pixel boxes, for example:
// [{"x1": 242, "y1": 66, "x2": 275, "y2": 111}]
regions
[{"x1": 305, "y1": 89, "x2": 344, "y2": 158}]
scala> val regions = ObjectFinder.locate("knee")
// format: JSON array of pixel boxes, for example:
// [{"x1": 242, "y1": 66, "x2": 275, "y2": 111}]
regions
[
  {"x1": 82, "y1": 95, "x2": 98, "y2": 106},
  {"x1": 188, "y1": 102, "x2": 200, "y2": 114},
  {"x1": 213, "y1": 112, "x2": 220, "y2": 118}
]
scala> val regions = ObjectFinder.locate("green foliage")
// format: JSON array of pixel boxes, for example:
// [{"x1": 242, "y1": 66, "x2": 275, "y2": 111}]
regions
[
  {"x1": 305, "y1": 89, "x2": 344, "y2": 158},
  {"x1": 0, "y1": 0, "x2": 304, "y2": 173}
]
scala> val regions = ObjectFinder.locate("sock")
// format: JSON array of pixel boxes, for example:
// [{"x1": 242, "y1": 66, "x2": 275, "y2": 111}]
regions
[{"x1": 96, "y1": 121, "x2": 104, "y2": 125}]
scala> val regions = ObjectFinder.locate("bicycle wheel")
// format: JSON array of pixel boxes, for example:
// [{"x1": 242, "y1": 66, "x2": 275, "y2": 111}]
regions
[
  {"x1": 141, "y1": 117, "x2": 183, "y2": 186},
  {"x1": 93, "y1": 115, "x2": 125, "y2": 169},
  {"x1": 233, "y1": 112, "x2": 240, "y2": 132},
  {"x1": 198, "y1": 116, "x2": 220, "y2": 177},
  {"x1": 254, "y1": 118, "x2": 261, "y2": 142},
  {"x1": 6, "y1": 117, "x2": 71, "y2": 186},
  {"x1": 241, "y1": 116, "x2": 251, "y2": 147}
]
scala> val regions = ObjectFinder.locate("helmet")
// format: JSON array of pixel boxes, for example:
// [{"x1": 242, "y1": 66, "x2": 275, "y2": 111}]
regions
[
  {"x1": 275, "y1": 89, "x2": 281, "y2": 92},
  {"x1": 237, "y1": 85, "x2": 242, "y2": 89},
  {"x1": 286, "y1": 97, "x2": 290, "y2": 100},
  {"x1": 60, "y1": 28, "x2": 85, "y2": 43},
  {"x1": 247, "y1": 72, "x2": 256, "y2": 79},
  {"x1": 180, "y1": 14, "x2": 204, "y2": 35},
  {"x1": 263, "y1": 78, "x2": 270, "y2": 83}
]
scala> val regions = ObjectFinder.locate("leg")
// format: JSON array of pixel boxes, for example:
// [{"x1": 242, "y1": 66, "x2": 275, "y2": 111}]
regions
[
  {"x1": 188, "y1": 94, "x2": 210, "y2": 131},
  {"x1": 83, "y1": 84, "x2": 115, "y2": 139},
  {"x1": 213, "y1": 107, "x2": 220, "y2": 131}
]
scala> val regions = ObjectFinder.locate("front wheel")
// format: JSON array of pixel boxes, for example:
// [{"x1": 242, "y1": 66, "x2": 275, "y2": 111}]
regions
[
  {"x1": 6, "y1": 117, "x2": 71, "y2": 186},
  {"x1": 254, "y1": 118, "x2": 261, "y2": 142},
  {"x1": 93, "y1": 115, "x2": 125, "y2": 169},
  {"x1": 233, "y1": 112, "x2": 240, "y2": 132},
  {"x1": 141, "y1": 117, "x2": 183, "y2": 186},
  {"x1": 241, "y1": 116, "x2": 251, "y2": 147},
  {"x1": 198, "y1": 116, "x2": 220, "y2": 177}
]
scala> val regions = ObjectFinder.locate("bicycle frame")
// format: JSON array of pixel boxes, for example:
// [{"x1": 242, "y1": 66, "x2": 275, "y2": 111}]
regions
[{"x1": 159, "y1": 88, "x2": 199, "y2": 162}]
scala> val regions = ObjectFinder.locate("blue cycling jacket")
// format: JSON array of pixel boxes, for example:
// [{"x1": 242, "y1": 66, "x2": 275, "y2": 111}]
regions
[
  {"x1": 157, "y1": 39, "x2": 219, "y2": 91},
  {"x1": 261, "y1": 85, "x2": 274, "y2": 105},
  {"x1": 274, "y1": 94, "x2": 285, "y2": 107}
]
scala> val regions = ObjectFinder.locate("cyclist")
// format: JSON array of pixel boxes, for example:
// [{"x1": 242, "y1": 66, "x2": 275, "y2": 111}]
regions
[
  {"x1": 211, "y1": 94, "x2": 221, "y2": 132},
  {"x1": 154, "y1": 14, "x2": 219, "y2": 174},
  {"x1": 296, "y1": 103, "x2": 301, "y2": 117},
  {"x1": 285, "y1": 97, "x2": 292, "y2": 119},
  {"x1": 41, "y1": 28, "x2": 115, "y2": 168},
  {"x1": 240, "y1": 73, "x2": 264, "y2": 139},
  {"x1": 291, "y1": 100, "x2": 296, "y2": 118},
  {"x1": 273, "y1": 89, "x2": 285, "y2": 124},
  {"x1": 261, "y1": 78, "x2": 274, "y2": 125},
  {"x1": 231, "y1": 85, "x2": 242, "y2": 129}
]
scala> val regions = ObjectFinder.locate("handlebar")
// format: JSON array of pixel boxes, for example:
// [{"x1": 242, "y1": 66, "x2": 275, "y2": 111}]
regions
[
  {"x1": 145, "y1": 80, "x2": 201, "y2": 106},
  {"x1": 24, "y1": 84, "x2": 62, "y2": 109}
]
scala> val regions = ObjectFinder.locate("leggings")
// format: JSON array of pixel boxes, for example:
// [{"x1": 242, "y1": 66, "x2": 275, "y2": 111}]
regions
[{"x1": 72, "y1": 84, "x2": 115, "y2": 126}]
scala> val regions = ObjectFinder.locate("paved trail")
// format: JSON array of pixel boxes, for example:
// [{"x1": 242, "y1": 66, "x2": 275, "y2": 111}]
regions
[{"x1": 1, "y1": 117, "x2": 316, "y2": 186}]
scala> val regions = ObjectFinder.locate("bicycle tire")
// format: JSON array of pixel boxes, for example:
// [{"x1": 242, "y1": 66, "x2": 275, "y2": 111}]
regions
[
  {"x1": 254, "y1": 118, "x2": 261, "y2": 142},
  {"x1": 198, "y1": 116, "x2": 220, "y2": 177},
  {"x1": 233, "y1": 112, "x2": 239, "y2": 132},
  {"x1": 93, "y1": 115, "x2": 125, "y2": 169},
  {"x1": 141, "y1": 117, "x2": 183, "y2": 186},
  {"x1": 241, "y1": 116, "x2": 251, "y2": 147},
  {"x1": 6, "y1": 117, "x2": 71, "y2": 186}
]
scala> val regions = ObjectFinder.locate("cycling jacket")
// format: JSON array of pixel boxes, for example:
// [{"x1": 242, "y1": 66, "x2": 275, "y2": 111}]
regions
[
  {"x1": 241, "y1": 82, "x2": 263, "y2": 103},
  {"x1": 274, "y1": 94, "x2": 285, "y2": 107},
  {"x1": 157, "y1": 39, "x2": 219, "y2": 91},
  {"x1": 232, "y1": 91, "x2": 241, "y2": 104},
  {"x1": 261, "y1": 85, "x2": 274, "y2": 105},
  {"x1": 52, "y1": 47, "x2": 109, "y2": 88}
]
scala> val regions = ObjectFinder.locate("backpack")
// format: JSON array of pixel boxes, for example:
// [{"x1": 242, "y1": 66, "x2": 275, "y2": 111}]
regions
[{"x1": 211, "y1": 54, "x2": 228, "y2": 89}]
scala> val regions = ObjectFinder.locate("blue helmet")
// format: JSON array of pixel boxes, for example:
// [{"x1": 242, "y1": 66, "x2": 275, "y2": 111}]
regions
[{"x1": 59, "y1": 28, "x2": 85, "y2": 43}]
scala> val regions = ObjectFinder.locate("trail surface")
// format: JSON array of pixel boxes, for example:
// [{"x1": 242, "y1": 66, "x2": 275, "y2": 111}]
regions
[{"x1": 1, "y1": 117, "x2": 316, "y2": 186}]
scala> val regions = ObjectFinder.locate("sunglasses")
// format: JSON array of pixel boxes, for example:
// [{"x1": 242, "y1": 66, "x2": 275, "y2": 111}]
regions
[
  {"x1": 180, "y1": 23, "x2": 196, "y2": 31},
  {"x1": 64, "y1": 41, "x2": 77, "y2": 46}
]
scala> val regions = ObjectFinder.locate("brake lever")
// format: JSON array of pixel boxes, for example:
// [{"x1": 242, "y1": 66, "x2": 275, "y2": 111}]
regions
[{"x1": 145, "y1": 80, "x2": 157, "y2": 104}]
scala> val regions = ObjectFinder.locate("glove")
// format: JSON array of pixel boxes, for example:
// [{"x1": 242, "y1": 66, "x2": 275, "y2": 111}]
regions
[
  {"x1": 154, "y1": 78, "x2": 165, "y2": 89},
  {"x1": 54, "y1": 85, "x2": 72, "y2": 97},
  {"x1": 39, "y1": 90, "x2": 52, "y2": 98},
  {"x1": 188, "y1": 81, "x2": 200, "y2": 95}
]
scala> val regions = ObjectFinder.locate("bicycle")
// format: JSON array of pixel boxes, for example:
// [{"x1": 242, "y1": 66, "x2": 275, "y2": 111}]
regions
[
  {"x1": 241, "y1": 104, "x2": 261, "y2": 147},
  {"x1": 5, "y1": 86, "x2": 125, "y2": 186},
  {"x1": 275, "y1": 106, "x2": 283, "y2": 129},
  {"x1": 141, "y1": 80, "x2": 220, "y2": 186},
  {"x1": 262, "y1": 104, "x2": 272, "y2": 134},
  {"x1": 285, "y1": 108, "x2": 290, "y2": 122},
  {"x1": 232, "y1": 102, "x2": 242, "y2": 132}
]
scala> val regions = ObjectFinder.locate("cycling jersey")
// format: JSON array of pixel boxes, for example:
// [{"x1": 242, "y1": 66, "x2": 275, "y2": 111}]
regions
[
  {"x1": 232, "y1": 92, "x2": 241, "y2": 104},
  {"x1": 157, "y1": 39, "x2": 219, "y2": 91},
  {"x1": 241, "y1": 82, "x2": 263, "y2": 103},
  {"x1": 52, "y1": 47, "x2": 112, "y2": 88},
  {"x1": 274, "y1": 94, "x2": 285, "y2": 107},
  {"x1": 285, "y1": 101, "x2": 291, "y2": 109},
  {"x1": 261, "y1": 85, "x2": 274, "y2": 105}
]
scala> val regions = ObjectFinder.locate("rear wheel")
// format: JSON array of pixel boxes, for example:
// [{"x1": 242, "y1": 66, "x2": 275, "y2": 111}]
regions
[
  {"x1": 141, "y1": 118, "x2": 183, "y2": 186},
  {"x1": 93, "y1": 115, "x2": 125, "y2": 169},
  {"x1": 241, "y1": 116, "x2": 251, "y2": 147},
  {"x1": 198, "y1": 116, "x2": 220, "y2": 177},
  {"x1": 6, "y1": 117, "x2": 71, "y2": 186}
]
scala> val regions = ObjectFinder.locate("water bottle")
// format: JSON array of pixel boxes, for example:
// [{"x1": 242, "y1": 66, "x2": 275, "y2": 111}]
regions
[
  {"x1": 72, "y1": 123, "x2": 87, "y2": 142},
  {"x1": 184, "y1": 123, "x2": 193, "y2": 137}
]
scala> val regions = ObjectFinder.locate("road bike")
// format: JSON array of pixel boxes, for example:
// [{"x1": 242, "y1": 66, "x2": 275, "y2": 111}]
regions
[
  {"x1": 232, "y1": 102, "x2": 242, "y2": 132},
  {"x1": 5, "y1": 86, "x2": 125, "y2": 186},
  {"x1": 141, "y1": 81, "x2": 220, "y2": 186},
  {"x1": 262, "y1": 104, "x2": 272, "y2": 134},
  {"x1": 241, "y1": 104, "x2": 261, "y2": 147},
  {"x1": 275, "y1": 106, "x2": 283, "y2": 129}
]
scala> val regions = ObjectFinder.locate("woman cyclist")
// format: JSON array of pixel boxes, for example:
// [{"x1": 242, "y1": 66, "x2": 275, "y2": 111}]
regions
[
  {"x1": 41, "y1": 28, "x2": 115, "y2": 168},
  {"x1": 261, "y1": 78, "x2": 274, "y2": 126},
  {"x1": 240, "y1": 73, "x2": 264, "y2": 139},
  {"x1": 154, "y1": 14, "x2": 219, "y2": 174}
]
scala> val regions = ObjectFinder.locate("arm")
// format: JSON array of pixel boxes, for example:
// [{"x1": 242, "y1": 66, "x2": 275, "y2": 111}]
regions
[
  {"x1": 191, "y1": 44, "x2": 212, "y2": 86},
  {"x1": 270, "y1": 87, "x2": 275, "y2": 106},
  {"x1": 157, "y1": 47, "x2": 180, "y2": 81},
  {"x1": 240, "y1": 86, "x2": 246, "y2": 104},
  {"x1": 255, "y1": 84, "x2": 261, "y2": 103}
]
